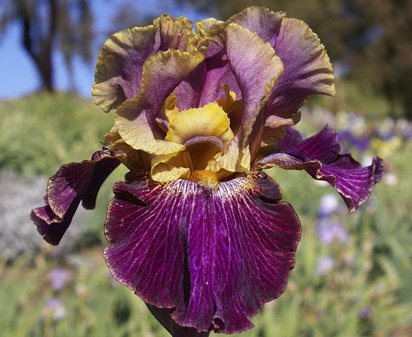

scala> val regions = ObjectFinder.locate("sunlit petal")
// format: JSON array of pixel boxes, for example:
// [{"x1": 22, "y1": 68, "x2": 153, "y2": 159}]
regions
[{"x1": 257, "y1": 126, "x2": 384, "y2": 210}]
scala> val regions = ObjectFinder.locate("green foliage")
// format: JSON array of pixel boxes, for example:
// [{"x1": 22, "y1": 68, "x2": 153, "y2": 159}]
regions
[
  {"x1": 0, "y1": 253, "x2": 171, "y2": 337},
  {"x1": 0, "y1": 93, "x2": 114, "y2": 175},
  {"x1": 0, "y1": 92, "x2": 123, "y2": 247}
]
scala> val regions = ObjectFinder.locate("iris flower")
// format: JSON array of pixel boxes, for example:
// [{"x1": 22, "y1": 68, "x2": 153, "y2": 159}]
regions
[{"x1": 31, "y1": 7, "x2": 383, "y2": 336}]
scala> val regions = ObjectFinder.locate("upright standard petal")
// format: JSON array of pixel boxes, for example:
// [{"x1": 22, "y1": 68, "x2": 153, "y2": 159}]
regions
[
  {"x1": 174, "y1": 23, "x2": 240, "y2": 111},
  {"x1": 31, "y1": 150, "x2": 120, "y2": 245},
  {"x1": 257, "y1": 126, "x2": 384, "y2": 211},
  {"x1": 230, "y1": 6, "x2": 335, "y2": 117},
  {"x1": 92, "y1": 24, "x2": 158, "y2": 112},
  {"x1": 266, "y1": 17, "x2": 335, "y2": 115},
  {"x1": 104, "y1": 172, "x2": 301, "y2": 333},
  {"x1": 224, "y1": 23, "x2": 283, "y2": 148},
  {"x1": 93, "y1": 15, "x2": 197, "y2": 112},
  {"x1": 209, "y1": 23, "x2": 284, "y2": 172},
  {"x1": 228, "y1": 6, "x2": 285, "y2": 43}
]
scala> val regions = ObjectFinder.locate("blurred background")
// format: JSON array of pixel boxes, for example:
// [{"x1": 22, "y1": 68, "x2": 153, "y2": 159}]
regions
[{"x1": 0, "y1": 1, "x2": 411, "y2": 336}]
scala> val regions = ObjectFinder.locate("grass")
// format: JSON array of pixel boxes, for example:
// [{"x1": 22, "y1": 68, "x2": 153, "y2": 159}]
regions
[
  {"x1": 0, "y1": 93, "x2": 114, "y2": 175},
  {"x1": 1, "y1": 93, "x2": 411, "y2": 337}
]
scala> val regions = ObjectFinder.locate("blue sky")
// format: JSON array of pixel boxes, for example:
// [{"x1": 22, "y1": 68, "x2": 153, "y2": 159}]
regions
[{"x1": 0, "y1": 0, "x2": 209, "y2": 99}]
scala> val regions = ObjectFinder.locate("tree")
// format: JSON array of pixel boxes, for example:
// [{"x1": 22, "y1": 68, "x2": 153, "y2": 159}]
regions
[
  {"x1": 348, "y1": 0, "x2": 412, "y2": 118},
  {"x1": 0, "y1": 0, "x2": 94, "y2": 92}
]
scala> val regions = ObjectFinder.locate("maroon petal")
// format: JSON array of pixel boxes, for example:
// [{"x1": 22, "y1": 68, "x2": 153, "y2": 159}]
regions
[
  {"x1": 146, "y1": 304, "x2": 210, "y2": 337},
  {"x1": 31, "y1": 150, "x2": 120, "y2": 245},
  {"x1": 82, "y1": 151, "x2": 122, "y2": 209},
  {"x1": 31, "y1": 204, "x2": 78, "y2": 246},
  {"x1": 257, "y1": 126, "x2": 384, "y2": 211},
  {"x1": 104, "y1": 172, "x2": 301, "y2": 334}
]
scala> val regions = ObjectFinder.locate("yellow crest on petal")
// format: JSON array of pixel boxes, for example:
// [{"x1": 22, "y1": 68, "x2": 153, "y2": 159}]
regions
[{"x1": 165, "y1": 102, "x2": 234, "y2": 146}]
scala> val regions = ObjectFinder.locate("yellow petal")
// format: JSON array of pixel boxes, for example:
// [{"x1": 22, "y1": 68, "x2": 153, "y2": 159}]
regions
[
  {"x1": 151, "y1": 151, "x2": 191, "y2": 182},
  {"x1": 103, "y1": 127, "x2": 152, "y2": 171},
  {"x1": 217, "y1": 83, "x2": 238, "y2": 112}
]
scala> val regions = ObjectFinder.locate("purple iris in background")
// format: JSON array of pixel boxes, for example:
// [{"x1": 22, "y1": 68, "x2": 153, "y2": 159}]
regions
[
  {"x1": 31, "y1": 7, "x2": 383, "y2": 336},
  {"x1": 316, "y1": 219, "x2": 349, "y2": 245},
  {"x1": 317, "y1": 193, "x2": 341, "y2": 218},
  {"x1": 316, "y1": 256, "x2": 336, "y2": 276},
  {"x1": 48, "y1": 268, "x2": 70, "y2": 291},
  {"x1": 43, "y1": 298, "x2": 66, "y2": 321},
  {"x1": 338, "y1": 129, "x2": 370, "y2": 153}
]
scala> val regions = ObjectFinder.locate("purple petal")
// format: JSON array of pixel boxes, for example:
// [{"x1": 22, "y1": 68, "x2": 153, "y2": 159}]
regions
[
  {"x1": 93, "y1": 15, "x2": 196, "y2": 112},
  {"x1": 196, "y1": 39, "x2": 241, "y2": 108},
  {"x1": 257, "y1": 126, "x2": 384, "y2": 211},
  {"x1": 230, "y1": 7, "x2": 335, "y2": 116},
  {"x1": 176, "y1": 18, "x2": 283, "y2": 113},
  {"x1": 174, "y1": 28, "x2": 240, "y2": 111},
  {"x1": 224, "y1": 23, "x2": 283, "y2": 152},
  {"x1": 82, "y1": 151, "x2": 123, "y2": 209},
  {"x1": 228, "y1": 6, "x2": 285, "y2": 42},
  {"x1": 104, "y1": 172, "x2": 301, "y2": 334},
  {"x1": 280, "y1": 126, "x2": 340, "y2": 162},
  {"x1": 198, "y1": 23, "x2": 284, "y2": 171},
  {"x1": 31, "y1": 203, "x2": 78, "y2": 246},
  {"x1": 92, "y1": 25, "x2": 158, "y2": 112},
  {"x1": 31, "y1": 150, "x2": 120, "y2": 245},
  {"x1": 172, "y1": 62, "x2": 209, "y2": 111},
  {"x1": 267, "y1": 17, "x2": 335, "y2": 115},
  {"x1": 175, "y1": 19, "x2": 284, "y2": 158}
]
